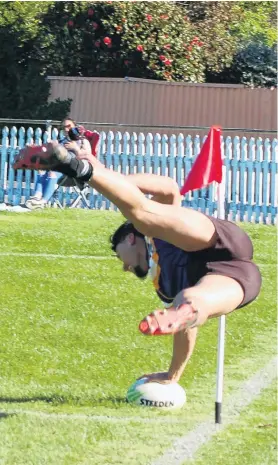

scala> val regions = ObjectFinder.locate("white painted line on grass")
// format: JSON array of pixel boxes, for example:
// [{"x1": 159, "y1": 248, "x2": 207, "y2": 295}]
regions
[
  {"x1": 0, "y1": 252, "x2": 114, "y2": 260},
  {"x1": 151, "y1": 356, "x2": 277, "y2": 465},
  {"x1": 1, "y1": 409, "x2": 187, "y2": 425},
  {"x1": 0, "y1": 252, "x2": 275, "y2": 268}
]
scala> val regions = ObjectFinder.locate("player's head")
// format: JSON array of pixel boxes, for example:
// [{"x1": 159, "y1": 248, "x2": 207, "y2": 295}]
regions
[{"x1": 110, "y1": 221, "x2": 149, "y2": 279}]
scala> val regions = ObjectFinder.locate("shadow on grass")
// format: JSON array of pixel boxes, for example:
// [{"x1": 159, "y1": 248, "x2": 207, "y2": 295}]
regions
[
  {"x1": 0, "y1": 412, "x2": 14, "y2": 420},
  {"x1": 0, "y1": 395, "x2": 127, "y2": 407},
  {"x1": 0, "y1": 395, "x2": 67, "y2": 404}
]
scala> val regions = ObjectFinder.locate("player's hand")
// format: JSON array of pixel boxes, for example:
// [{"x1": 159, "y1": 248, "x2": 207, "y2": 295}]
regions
[{"x1": 136, "y1": 372, "x2": 177, "y2": 384}]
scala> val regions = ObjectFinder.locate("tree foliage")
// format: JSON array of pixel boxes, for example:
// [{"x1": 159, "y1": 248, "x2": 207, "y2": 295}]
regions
[
  {"x1": 0, "y1": 1, "x2": 71, "y2": 120},
  {"x1": 38, "y1": 1, "x2": 247, "y2": 82},
  {"x1": 179, "y1": 1, "x2": 241, "y2": 72},
  {"x1": 205, "y1": 1, "x2": 277, "y2": 88},
  {"x1": 38, "y1": 1, "x2": 206, "y2": 82},
  {"x1": 0, "y1": 0, "x2": 276, "y2": 120},
  {"x1": 232, "y1": 1, "x2": 277, "y2": 47}
]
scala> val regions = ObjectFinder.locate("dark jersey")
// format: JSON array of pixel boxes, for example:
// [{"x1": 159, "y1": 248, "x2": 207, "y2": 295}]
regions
[
  {"x1": 149, "y1": 237, "x2": 190, "y2": 305},
  {"x1": 148, "y1": 216, "x2": 261, "y2": 308}
]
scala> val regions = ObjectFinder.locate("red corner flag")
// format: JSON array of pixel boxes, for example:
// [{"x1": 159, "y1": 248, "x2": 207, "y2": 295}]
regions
[{"x1": 180, "y1": 126, "x2": 223, "y2": 195}]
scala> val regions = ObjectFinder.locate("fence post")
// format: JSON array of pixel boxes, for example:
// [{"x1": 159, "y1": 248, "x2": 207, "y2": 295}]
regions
[
  {"x1": 239, "y1": 137, "x2": 247, "y2": 222},
  {"x1": 121, "y1": 131, "x2": 128, "y2": 176},
  {"x1": 160, "y1": 134, "x2": 168, "y2": 177},
  {"x1": 262, "y1": 139, "x2": 270, "y2": 223},
  {"x1": 168, "y1": 135, "x2": 176, "y2": 181},
  {"x1": 151, "y1": 133, "x2": 160, "y2": 175},
  {"x1": 254, "y1": 138, "x2": 263, "y2": 223},
  {"x1": 182, "y1": 135, "x2": 193, "y2": 208},
  {"x1": 270, "y1": 139, "x2": 278, "y2": 225},
  {"x1": 10, "y1": 127, "x2": 19, "y2": 205},
  {"x1": 192, "y1": 135, "x2": 200, "y2": 211},
  {"x1": 0, "y1": 127, "x2": 9, "y2": 203},
  {"x1": 230, "y1": 136, "x2": 240, "y2": 221},
  {"x1": 145, "y1": 133, "x2": 153, "y2": 176},
  {"x1": 176, "y1": 134, "x2": 184, "y2": 191},
  {"x1": 137, "y1": 133, "x2": 145, "y2": 175},
  {"x1": 113, "y1": 132, "x2": 122, "y2": 211},
  {"x1": 46, "y1": 120, "x2": 52, "y2": 140}
]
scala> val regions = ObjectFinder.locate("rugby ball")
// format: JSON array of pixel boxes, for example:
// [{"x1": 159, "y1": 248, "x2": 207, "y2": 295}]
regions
[{"x1": 126, "y1": 377, "x2": 186, "y2": 409}]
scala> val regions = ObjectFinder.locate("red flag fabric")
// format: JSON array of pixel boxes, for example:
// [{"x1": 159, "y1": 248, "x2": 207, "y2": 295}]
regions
[{"x1": 180, "y1": 126, "x2": 223, "y2": 195}]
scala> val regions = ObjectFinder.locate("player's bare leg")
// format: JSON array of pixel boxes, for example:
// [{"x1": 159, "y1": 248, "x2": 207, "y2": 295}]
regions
[
  {"x1": 139, "y1": 274, "x2": 244, "y2": 335},
  {"x1": 13, "y1": 142, "x2": 217, "y2": 252}
]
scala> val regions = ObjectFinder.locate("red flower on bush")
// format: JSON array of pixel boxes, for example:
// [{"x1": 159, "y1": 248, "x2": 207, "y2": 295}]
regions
[
  {"x1": 160, "y1": 14, "x2": 169, "y2": 20},
  {"x1": 67, "y1": 20, "x2": 74, "y2": 27},
  {"x1": 116, "y1": 25, "x2": 123, "y2": 32},
  {"x1": 88, "y1": 8, "x2": 94, "y2": 16},
  {"x1": 137, "y1": 45, "x2": 144, "y2": 52},
  {"x1": 103, "y1": 37, "x2": 112, "y2": 46},
  {"x1": 145, "y1": 14, "x2": 152, "y2": 22},
  {"x1": 92, "y1": 21, "x2": 99, "y2": 30},
  {"x1": 124, "y1": 60, "x2": 129, "y2": 65},
  {"x1": 159, "y1": 55, "x2": 166, "y2": 61},
  {"x1": 188, "y1": 45, "x2": 193, "y2": 51},
  {"x1": 164, "y1": 59, "x2": 173, "y2": 66},
  {"x1": 164, "y1": 44, "x2": 171, "y2": 50},
  {"x1": 95, "y1": 40, "x2": 101, "y2": 47}
]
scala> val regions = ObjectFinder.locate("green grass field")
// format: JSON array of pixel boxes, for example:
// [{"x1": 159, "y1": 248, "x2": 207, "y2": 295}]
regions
[{"x1": 0, "y1": 210, "x2": 276, "y2": 465}]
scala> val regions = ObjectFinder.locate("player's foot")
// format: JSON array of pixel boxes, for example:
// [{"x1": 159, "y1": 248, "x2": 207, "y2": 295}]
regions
[
  {"x1": 139, "y1": 303, "x2": 198, "y2": 336},
  {"x1": 13, "y1": 142, "x2": 69, "y2": 171}
]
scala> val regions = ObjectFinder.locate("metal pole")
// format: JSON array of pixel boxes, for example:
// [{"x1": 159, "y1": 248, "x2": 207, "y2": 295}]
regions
[
  {"x1": 215, "y1": 159, "x2": 226, "y2": 424},
  {"x1": 215, "y1": 314, "x2": 226, "y2": 423}
]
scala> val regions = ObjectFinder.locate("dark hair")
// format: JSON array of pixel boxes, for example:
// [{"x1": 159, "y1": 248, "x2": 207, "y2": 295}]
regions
[
  {"x1": 110, "y1": 221, "x2": 145, "y2": 252},
  {"x1": 60, "y1": 117, "x2": 76, "y2": 128}
]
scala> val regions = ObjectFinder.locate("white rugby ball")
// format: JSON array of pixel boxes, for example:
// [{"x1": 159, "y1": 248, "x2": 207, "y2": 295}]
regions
[{"x1": 126, "y1": 378, "x2": 186, "y2": 409}]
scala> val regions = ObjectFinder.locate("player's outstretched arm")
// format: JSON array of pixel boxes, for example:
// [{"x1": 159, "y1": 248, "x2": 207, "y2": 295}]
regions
[
  {"x1": 136, "y1": 328, "x2": 198, "y2": 384},
  {"x1": 125, "y1": 173, "x2": 181, "y2": 206},
  {"x1": 78, "y1": 155, "x2": 181, "y2": 206},
  {"x1": 168, "y1": 328, "x2": 198, "y2": 381}
]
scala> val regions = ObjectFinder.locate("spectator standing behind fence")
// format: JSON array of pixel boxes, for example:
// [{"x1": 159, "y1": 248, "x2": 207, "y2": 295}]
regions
[{"x1": 25, "y1": 118, "x2": 92, "y2": 210}]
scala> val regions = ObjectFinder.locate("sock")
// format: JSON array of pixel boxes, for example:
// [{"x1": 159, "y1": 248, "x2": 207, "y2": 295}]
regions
[
  {"x1": 42, "y1": 172, "x2": 64, "y2": 202},
  {"x1": 33, "y1": 173, "x2": 45, "y2": 197},
  {"x1": 54, "y1": 158, "x2": 93, "y2": 182}
]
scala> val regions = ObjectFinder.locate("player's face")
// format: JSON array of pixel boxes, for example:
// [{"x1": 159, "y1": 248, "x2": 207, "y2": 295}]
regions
[{"x1": 115, "y1": 234, "x2": 149, "y2": 279}]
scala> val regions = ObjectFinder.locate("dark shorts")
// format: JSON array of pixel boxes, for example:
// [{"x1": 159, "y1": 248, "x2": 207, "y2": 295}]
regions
[{"x1": 189, "y1": 217, "x2": 262, "y2": 308}]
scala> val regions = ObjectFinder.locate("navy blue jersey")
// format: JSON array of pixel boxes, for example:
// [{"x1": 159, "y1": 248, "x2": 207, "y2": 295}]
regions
[
  {"x1": 149, "y1": 237, "x2": 190, "y2": 305},
  {"x1": 148, "y1": 216, "x2": 258, "y2": 308}
]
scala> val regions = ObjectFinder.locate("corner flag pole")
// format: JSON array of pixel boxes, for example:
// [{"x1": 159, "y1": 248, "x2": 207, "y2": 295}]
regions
[
  {"x1": 180, "y1": 125, "x2": 226, "y2": 423},
  {"x1": 215, "y1": 141, "x2": 226, "y2": 424}
]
